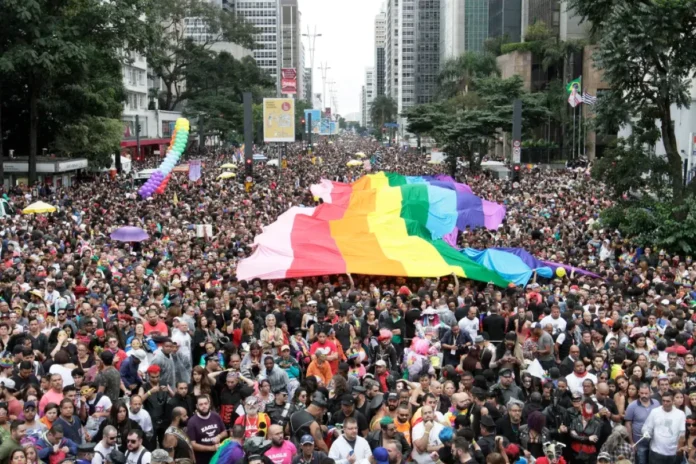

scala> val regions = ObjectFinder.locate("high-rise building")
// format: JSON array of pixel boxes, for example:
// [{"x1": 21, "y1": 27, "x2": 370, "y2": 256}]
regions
[
  {"x1": 488, "y1": 0, "x2": 522, "y2": 42},
  {"x1": 363, "y1": 67, "x2": 375, "y2": 127},
  {"x1": 303, "y1": 67, "x2": 312, "y2": 103},
  {"x1": 375, "y1": 9, "x2": 387, "y2": 97},
  {"x1": 464, "y1": 0, "x2": 488, "y2": 52},
  {"x1": 224, "y1": 0, "x2": 283, "y2": 95},
  {"x1": 385, "y1": 0, "x2": 440, "y2": 125},
  {"x1": 440, "y1": 0, "x2": 465, "y2": 62},
  {"x1": 527, "y1": 0, "x2": 560, "y2": 35},
  {"x1": 280, "y1": 0, "x2": 303, "y2": 98},
  {"x1": 415, "y1": 0, "x2": 440, "y2": 104},
  {"x1": 360, "y1": 85, "x2": 366, "y2": 127}
]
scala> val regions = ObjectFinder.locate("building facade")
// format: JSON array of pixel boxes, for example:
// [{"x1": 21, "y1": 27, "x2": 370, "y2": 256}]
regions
[
  {"x1": 440, "y1": 0, "x2": 465, "y2": 62},
  {"x1": 464, "y1": 0, "x2": 488, "y2": 52},
  {"x1": 363, "y1": 67, "x2": 375, "y2": 127},
  {"x1": 280, "y1": 0, "x2": 304, "y2": 98},
  {"x1": 527, "y1": 0, "x2": 560, "y2": 35},
  {"x1": 415, "y1": 0, "x2": 440, "y2": 105},
  {"x1": 375, "y1": 10, "x2": 387, "y2": 97},
  {"x1": 225, "y1": 0, "x2": 283, "y2": 94},
  {"x1": 488, "y1": 0, "x2": 522, "y2": 42}
]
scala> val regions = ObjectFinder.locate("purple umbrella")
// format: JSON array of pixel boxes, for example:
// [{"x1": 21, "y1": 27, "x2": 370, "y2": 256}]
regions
[{"x1": 110, "y1": 226, "x2": 150, "y2": 242}]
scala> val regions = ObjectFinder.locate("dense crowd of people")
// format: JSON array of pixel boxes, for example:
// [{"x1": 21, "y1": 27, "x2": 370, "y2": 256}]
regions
[{"x1": 0, "y1": 135, "x2": 691, "y2": 464}]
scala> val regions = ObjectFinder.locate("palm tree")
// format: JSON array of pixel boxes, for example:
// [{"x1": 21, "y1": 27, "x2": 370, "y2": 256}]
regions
[
  {"x1": 437, "y1": 52, "x2": 500, "y2": 99},
  {"x1": 369, "y1": 95, "x2": 397, "y2": 130}
]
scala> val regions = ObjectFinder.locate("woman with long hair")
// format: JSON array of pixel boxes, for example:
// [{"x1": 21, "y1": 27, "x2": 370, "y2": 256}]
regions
[
  {"x1": 613, "y1": 375, "x2": 630, "y2": 416},
  {"x1": 76, "y1": 342, "x2": 95, "y2": 370},
  {"x1": 240, "y1": 318, "x2": 257, "y2": 345},
  {"x1": 93, "y1": 401, "x2": 142, "y2": 452},
  {"x1": 255, "y1": 379, "x2": 274, "y2": 411},
  {"x1": 675, "y1": 390, "x2": 693, "y2": 416},
  {"x1": 240, "y1": 342, "x2": 265, "y2": 379},
  {"x1": 189, "y1": 365, "x2": 213, "y2": 398},
  {"x1": 292, "y1": 388, "x2": 308, "y2": 410},
  {"x1": 22, "y1": 445, "x2": 38, "y2": 464},
  {"x1": 192, "y1": 316, "x2": 214, "y2": 364}
]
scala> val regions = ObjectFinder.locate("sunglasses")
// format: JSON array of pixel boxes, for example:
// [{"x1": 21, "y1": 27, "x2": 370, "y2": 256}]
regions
[{"x1": 127, "y1": 439, "x2": 139, "y2": 444}]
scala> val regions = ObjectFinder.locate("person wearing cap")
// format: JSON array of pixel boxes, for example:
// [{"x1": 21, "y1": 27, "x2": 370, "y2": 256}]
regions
[
  {"x1": 329, "y1": 394, "x2": 369, "y2": 437},
  {"x1": 328, "y1": 416, "x2": 371, "y2": 464},
  {"x1": 289, "y1": 394, "x2": 329, "y2": 453},
  {"x1": 366, "y1": 416, "x2": 411, "y2": 459},
  {"x1": 120, "y1": 350, "x2": 146, "y2": 395},
  {"x1": 275, "y1": 345, "x2": 301, "y2": 399},
  {"x1": 150, "y1": 449, "x2": 173, "y2": 464},
  {"x1": 291, "y1": 434, "x2": 327, "y2": 464},
  {"x1": 597, "y1": 452, "x2": 611, "y2": 464},
  {"x1": 23, "y1": 400, "x2": 47, "y2": 437},
  {"x1": 358, "y1": 447, "x2": 389, "y2": 464},
  {"x1": 491, "y1": 369, "x2": 522, "y2": 406}
]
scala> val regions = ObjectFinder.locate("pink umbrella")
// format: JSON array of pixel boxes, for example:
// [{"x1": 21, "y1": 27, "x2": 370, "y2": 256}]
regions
[{"x1": 110, "y1": 226, "x2": 149, "y2": 242}]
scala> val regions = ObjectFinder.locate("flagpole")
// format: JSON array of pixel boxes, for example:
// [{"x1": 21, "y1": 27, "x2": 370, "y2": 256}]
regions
[
  {"x1": 579, "y1": 101, "x2": 583, "y2": 159},
  {"x1": 572, "y1": 105, "x2": 576, "y2": 161}
]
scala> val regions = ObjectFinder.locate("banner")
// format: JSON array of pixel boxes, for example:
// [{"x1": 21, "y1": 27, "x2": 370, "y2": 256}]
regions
[
  {"x1": 320, "y1": 118, "x2": 331, "y2": 135},
  {"x1": 189, "y1": 159, "x2": 201, "y2": 182},
  {"x1": 263, "y1": 98, "x2": 295, "y2": 142},
  {"x1": 324, "y1": 107, "x2": 332, "y2": 119},
  {"x1": 304, "y1": 109, "x2": 321, "y2": 134},
  {"x1": 281, "y1": 68, "x2": 297, "y2": 94},
  {"x1": 330, "y1": 122, "x2": 338, "y2": 135}
]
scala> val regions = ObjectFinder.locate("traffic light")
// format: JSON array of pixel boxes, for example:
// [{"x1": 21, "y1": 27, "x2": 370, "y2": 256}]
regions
[
  {"x1": 246, "y1": 158, "x2": 253, "y2": 176},
  {"x1": 512, "y1": 164, "x2": 521, "y2": 182},
  {"x1": 301, "y1": 118, "x2": 305, "y2": 125}
]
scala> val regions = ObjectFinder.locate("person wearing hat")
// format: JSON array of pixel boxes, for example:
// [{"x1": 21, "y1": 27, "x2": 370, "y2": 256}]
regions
[
  {"x1": 76, "y1": 442, "x2": 96, "y2": 464},
  {"x1": 291, "y1": 434, "x2": 327, "y2": 464},
  {"x1": 366, "y1": 416, "x2": 411, "y2": 459},
  {"x1": 138, "y1": 365, "x2": 169, "y2": 448},
  {"x1": 120, "y1": 350, "x2": 146, "y2": 395},
  {"x1": 265, "y1": 386, "x2": 292, "y2": 428},
  {"x1": 359, "y1": 447, "x2": 389, "y2": 464},
  {"x1": 150, "y1": 449, "x2": 173, "y2": 464},
  {"x1": 275, "y1": 345, "x2": 301, "y2": 400},
  {"x1": 23, "y1": 400, "x2": 47, "y2": 437},
  {"x1": 329, "y1": 394, "x2": 369, "y2": 437},
  {"x1": 491, "y1": 369, "x2": 522, "y2": 406},
  {"x1": 289, "y1": 394, "x2": 328, "y2": 453},
  {"x1": 476, "y1": 415, "x2": 498, "y2": 456}
]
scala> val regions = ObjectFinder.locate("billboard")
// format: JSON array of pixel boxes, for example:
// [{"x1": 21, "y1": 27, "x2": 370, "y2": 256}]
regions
[
  {"x1": 281, "y1": 68, "x2": 297, "y2": 94},
  {"x1": 304, "y1": 109, "x2": 321, "y2": 134},
  {"x1": 263, "y1": 98, "x2": 295, "y2": 142},
  {"x1": 320, "y1": 119, "x2": 338, "y2": 135}
]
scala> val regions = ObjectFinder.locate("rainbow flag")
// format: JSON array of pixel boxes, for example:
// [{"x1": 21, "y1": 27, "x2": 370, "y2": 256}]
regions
[{"x1": 236, "y1": 174, "x2": 510, "y2": 285}]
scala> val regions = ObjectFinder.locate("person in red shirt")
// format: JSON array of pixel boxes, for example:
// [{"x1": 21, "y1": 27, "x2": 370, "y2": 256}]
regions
[
  {"x1": 143, "y1": 310, "x2": 169, "y2": 336},
  {"x1": 309, "y1": 331, "x2": 339, "y2": 374},
  {"x1": 106, "y1": 335, "x2": 128, "y2": 370}
]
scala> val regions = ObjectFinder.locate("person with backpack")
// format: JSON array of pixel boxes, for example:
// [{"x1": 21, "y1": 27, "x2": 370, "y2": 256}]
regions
[
  {"x1": 93, "y1": 425, "x2": 118, "y2": 464},
  {"x1": 82, "y1": 384, "x2": 112, "y2": 441},
  {"x1": 124, "y1": 430, "x2": 151, "y2": 464}
]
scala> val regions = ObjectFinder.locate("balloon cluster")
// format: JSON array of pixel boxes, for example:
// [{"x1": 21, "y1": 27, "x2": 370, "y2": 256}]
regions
[{"x1": 139, "y1": 118, "x2": 190, "y2": 198}]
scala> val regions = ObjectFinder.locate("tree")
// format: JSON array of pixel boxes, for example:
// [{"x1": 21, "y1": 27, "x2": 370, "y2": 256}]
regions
[
  {"x1": 569, "y1": 0, "x2": 696, "y2": 200},
  {"x1": 183, "y1": 52, "x2": 275, "y2": 144},
  {"x1": 405, "y1": 75, "x2": 551, "y2": 174},
  {"x1": 0, "y1": 0, "x2": 153, "y2": 183},
  {"x1": 437, "y1": 52, "x2": 500, "y2": 99},
  {"x1": 369, "y1": 95, "x2": 398, "y2": 131},
  {"x1": 146, "y1": 0, "x2": 256, "y2": 111}
]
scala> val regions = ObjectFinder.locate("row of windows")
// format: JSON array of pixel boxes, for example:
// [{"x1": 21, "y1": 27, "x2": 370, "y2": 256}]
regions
[{"x1": 254, "y1": 51, "x2": 278, "y2": 58}]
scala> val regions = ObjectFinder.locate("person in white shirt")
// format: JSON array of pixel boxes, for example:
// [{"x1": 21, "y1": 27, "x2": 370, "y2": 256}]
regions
[
  {"x1": 93, "y1": 425, "x2": 117, "y2": 464},
  {"x1": 458, "y1": 307, "x2": 479, "y2": 341},
  {"x1": 642, "y1": 391, "x2": 686, "y2": 459},
  {"x1": 539, "y1": 306, "x2": 566, "y2": 336},
  {"x1": 411, "y1": 405, "x2": 444, "y2": 464},
  {"x1": 565, "y1": 359, "x2": 597, "y2": 396},
  {"x1": 128, "y1": 396, "x2": 154, "y2": 444},
  {"x1": 328, "y1": 417, "x2": 372, "y2": 464},
  {"x1": 125, "y1": 430, "x2": 151, "y2": 464}
]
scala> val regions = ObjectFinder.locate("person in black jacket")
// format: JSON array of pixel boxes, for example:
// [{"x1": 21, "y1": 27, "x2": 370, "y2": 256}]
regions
[
  {"x1": 166, "y1": 382, "x2": 195, "y2": 418},
  {"x1": 366, "y1": 416, "x2": 411, "y2": 458},
  {"x1": 495, "y1": 400, "x2": 523, "y2": 445},
  {"x1": 482, "y1": 307, "x2": 506, "y2": 343}
]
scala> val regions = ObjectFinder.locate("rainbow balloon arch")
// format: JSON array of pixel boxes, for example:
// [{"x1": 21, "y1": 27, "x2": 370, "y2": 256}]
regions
[{"x1": 138, "y1": 118, "x2": 190, "y2": 199}]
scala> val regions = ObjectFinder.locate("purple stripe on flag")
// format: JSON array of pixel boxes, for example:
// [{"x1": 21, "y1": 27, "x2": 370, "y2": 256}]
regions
[
  {"x1": 429, "y1": 175, "x2": 474, "y2": 194},
  {"x1": 442, "y1": 228, "x2": 460, "y2": 248},
  {"x1": 482, "y1": 200, "x2": 506, "y2": 229}
]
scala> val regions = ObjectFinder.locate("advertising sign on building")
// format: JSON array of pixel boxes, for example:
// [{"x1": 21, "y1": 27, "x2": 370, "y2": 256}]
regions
[
  {"x1": 281, "y1": 68, "x2": 297, "y2": 94},
  {"x1": 263, "y1": 98, "x2": 295, "y2": 142}
]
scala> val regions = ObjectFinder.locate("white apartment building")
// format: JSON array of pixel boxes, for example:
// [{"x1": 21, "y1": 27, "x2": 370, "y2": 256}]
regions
[
  {"x1": 226, "y1": 0, "x2": 283, "y2": 95},
  {"x1": 385, "y1": 0, "x2": 417, "y2": 121},
  {"x1": 362, "y1": 67, "x2": 375, "y2": 128},
  {"x1": 440, "y1": 0, "x2": 465, "y2": 62},
  {"x1": 375, "y1": 9, "x2": 387, "y2": 97}
]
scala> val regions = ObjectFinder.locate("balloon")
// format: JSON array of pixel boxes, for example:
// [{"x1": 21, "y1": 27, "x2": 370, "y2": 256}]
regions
[{"x1": 556, "y1": 267, "x2": 567, "y2": 278}]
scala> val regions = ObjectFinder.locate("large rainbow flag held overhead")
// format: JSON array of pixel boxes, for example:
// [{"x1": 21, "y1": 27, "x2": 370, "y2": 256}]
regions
[{"x1": 236, "y1": 172, "x2": 511, "y2": 286}]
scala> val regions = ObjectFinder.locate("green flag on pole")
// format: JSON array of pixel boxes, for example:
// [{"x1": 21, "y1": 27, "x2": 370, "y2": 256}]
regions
[{"x1": 566, "y1": 76, "x2": 582, "y2": 94}]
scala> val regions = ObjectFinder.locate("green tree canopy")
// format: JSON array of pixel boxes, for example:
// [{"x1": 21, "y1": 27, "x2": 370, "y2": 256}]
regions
[
  {"x1": 437, "y1": 52, "x2": 500, "y2": 100},
  {"x1": 369, "y1": 95, "x2": 398, "y2": 130}
]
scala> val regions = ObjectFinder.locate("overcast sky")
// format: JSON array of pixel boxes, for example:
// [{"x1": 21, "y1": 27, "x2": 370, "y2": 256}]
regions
[{"x1": 298, "y1": 0, "x2": 383, "y2": 117}]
